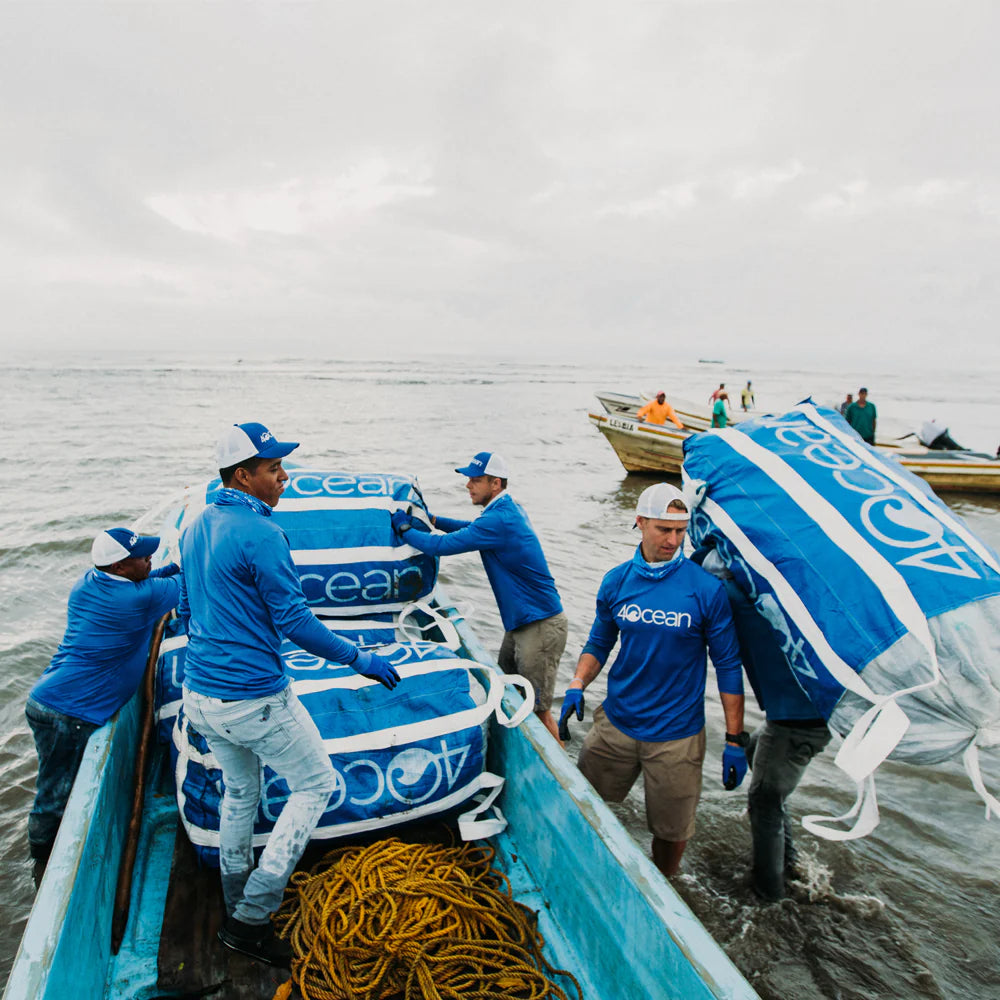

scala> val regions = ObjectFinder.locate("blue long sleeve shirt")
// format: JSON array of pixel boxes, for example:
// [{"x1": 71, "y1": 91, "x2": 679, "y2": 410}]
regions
[
  {"x1": 582, "y1": 549, "x2": 743, "y2": 742},
  {"x1": 179, "y1": 501, "x2": 361, "y2": 699},
  {"x1": 31, "y1": 567, "x2": 180, "y2": 725},
  {"x1": 405, "y1": 492, "x2": 562, "y2": 632},
  {"x1": 723, "y1": 579, "x2": 823, "y2": 722}
]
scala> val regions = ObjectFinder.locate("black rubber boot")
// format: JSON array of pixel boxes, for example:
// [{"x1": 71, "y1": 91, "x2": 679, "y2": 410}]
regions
[{"x1": 218, "y1": 915, "x2": 292, "y2": 968}]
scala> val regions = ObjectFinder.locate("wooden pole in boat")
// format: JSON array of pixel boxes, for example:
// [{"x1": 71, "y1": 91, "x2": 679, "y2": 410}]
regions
[{"x1": 111, "y1": 612, "x2": 170, "y2": 955}]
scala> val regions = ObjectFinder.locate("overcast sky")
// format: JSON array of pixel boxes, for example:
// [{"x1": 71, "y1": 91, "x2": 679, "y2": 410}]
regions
[{"x1": 2, "y1": 2, "x2": 999, "y2": 366}]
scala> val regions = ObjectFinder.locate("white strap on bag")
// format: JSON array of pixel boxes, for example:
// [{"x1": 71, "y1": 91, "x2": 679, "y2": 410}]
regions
[
  {"x1": 493, "y1": 673, "x2": 536, "y2": 728},
  {"x1": 397, "y1": 599, "x2": 464, "y2": 650},
  {"x1": 963, "y1": 731, "x2": 1000, "y2": 821},
  {"x1": 802, "y1": 773, "x2": 881, "y2": 842},
  {"x1": 457, "y1": 772, "x2": 507, "y2": 840}
]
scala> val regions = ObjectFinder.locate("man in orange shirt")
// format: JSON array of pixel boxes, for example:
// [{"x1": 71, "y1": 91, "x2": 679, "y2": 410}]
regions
[{"x1": 637, "y1": 392, "x2": 684, "y2": 428}]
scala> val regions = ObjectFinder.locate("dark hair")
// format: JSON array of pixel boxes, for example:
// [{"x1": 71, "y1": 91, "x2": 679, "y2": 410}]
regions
[
  {"x1": 219, "y1": 456, "x2": 266, "y2": 485},
  {"x1": 493, "y1": 477, "x2": 508, "y2": 490},
  {"x1": 858, "y1": 387, "x2": 868, "y2": 394}
]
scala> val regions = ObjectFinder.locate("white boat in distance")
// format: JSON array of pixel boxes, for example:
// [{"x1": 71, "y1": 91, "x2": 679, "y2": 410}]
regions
[{"x1": 589, "y1": 392, "x2": 1000, "y2": 493}]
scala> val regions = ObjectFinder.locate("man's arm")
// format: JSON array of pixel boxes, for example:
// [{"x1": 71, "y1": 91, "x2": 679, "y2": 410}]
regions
[
  {"x1": 567, "y1": 652, "x2": 604, "y2": 692},
  {"x1": 144, "y1": 575, "x2": 181, "y2": 621},
  {"x1": 432, "y1": 514, "x2": 472, "y2": 533},
  {"x1": 665, "y1": 403, "x2": 683, "y2": 429},
  {"x1": 401, "y1": 508, "x2": 505, "y2": 557},
  {"x1": 720, "y1": 691, "x2": 745, "y2": 741},
  {"x1": 252, "y1": 532, "x2": 366, "y2": 665}
]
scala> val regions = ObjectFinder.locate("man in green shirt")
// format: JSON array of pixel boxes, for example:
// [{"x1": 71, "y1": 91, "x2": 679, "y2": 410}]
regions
[{"x1": 844, "y1": 387, "x2": 877, "y2": 444}]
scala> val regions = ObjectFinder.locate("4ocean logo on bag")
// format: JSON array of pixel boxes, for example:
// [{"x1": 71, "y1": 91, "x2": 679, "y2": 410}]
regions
[{"x1": 260, "y1": 738, "x2": 476, "y2": 821}]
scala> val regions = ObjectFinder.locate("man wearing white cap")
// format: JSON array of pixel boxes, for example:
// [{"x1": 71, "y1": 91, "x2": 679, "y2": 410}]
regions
[
  {"x1": 391, "y1": 450, "x2": 568, "y2": 743},
  {"x1": 557, "y1": 483, "x2": 747, "y2": 878},
  {"x1": 179, "y1": 421, "x2": 400, "y2": 967},
  {"x1": 25, "y1": 528, "x2": 180, "y2": 866}
]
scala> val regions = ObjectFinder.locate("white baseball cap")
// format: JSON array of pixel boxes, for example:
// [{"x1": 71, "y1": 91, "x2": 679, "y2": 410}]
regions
[
  {"x1": 215, "y1": 421, "x2": 299, "y2": 469},
  {"x1": 455, "y1": 451, "x2": 510, "y2": 478},
  {"x1": 635, "y1": 483, "x2": 690, "y2": 522},
  {"x1": 91, "y1": 528, "x2": 160, "y2": 566}
]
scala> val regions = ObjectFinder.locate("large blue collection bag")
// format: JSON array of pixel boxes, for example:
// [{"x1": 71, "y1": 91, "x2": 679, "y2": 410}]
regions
[
  {"x1": 683, "y1": 403, "x2": 1000, "y2": 839},
  {"x1": 167, "y1": 637, "x2": 531, "y2": 866},
  {"x1": 154, "y1": 470, "x2": 533, "y2": 866}
]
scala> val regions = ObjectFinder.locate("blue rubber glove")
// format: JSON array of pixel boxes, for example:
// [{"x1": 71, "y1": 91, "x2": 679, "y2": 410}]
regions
[
  {"x1": 390, "y1": 509, "x2": 412, "y2": 537},
  {"x1": 352, "y1": 648, "x2": 401, "y2": 690},
  {"x1": 722, "y1": 743, "x2": 748, "y2": 790},
  {"x1": 558, "y1": 688, "x2": 585, "y2": 742},
  {"x1": 391, "y1": 509, "x2": 430, "y2": 540}
]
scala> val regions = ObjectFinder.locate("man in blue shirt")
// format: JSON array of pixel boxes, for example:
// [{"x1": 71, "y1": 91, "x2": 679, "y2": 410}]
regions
[
  {"x1": 392, "y1": 451, "x2": 567, "y2": 743},
  {"x1": 180, "y1": 421, "x2": 400, "y2": 967},
  {"x1": 26, "y1": 528, "x2": 180, "y2": 866},
  {"x1": 694, "y1": 543, "x2": 831, "y2": 901},
  {"x1": 558, "y1": 483, "x2": 747, "y2": 878}
]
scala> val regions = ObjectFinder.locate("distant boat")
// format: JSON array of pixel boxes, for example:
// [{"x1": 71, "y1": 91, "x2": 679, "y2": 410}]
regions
[
  {"x1": 698, "y1": 359, "x2": 725, "y2": 364},
  {"x1": 589, "y1": 392, "x2": 1000, "y2": 493}
]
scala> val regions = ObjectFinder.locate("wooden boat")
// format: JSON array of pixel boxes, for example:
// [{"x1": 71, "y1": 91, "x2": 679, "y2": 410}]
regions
[
  {"x1": 590, "y1": 392, "x2": 1000, "y2": 493},
  {"x1": 594, "y1": 390, "x2": 740, "y2": 433},
  {"x1": 4, "y1": 489, "x2": 759, "y2": 1000}
]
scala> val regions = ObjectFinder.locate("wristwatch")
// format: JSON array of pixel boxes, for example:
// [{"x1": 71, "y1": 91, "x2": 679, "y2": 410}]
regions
[{"x1": 725, "y1": 731, "x2": 750, "y2": 748}]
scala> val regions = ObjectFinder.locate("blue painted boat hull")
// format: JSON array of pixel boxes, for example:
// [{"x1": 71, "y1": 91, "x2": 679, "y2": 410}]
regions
[{"x1": 5, "y1": 587, "x2": 759, "y2": 1000}]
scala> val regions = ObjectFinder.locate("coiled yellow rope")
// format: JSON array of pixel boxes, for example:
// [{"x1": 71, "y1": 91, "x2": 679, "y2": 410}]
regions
[{"x1": 271, "y1": 837, "x2": 583, "y2": 1000}]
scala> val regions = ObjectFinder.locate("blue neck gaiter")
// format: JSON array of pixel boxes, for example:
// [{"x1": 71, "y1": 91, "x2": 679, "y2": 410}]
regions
[
  {"x1": 631, "y1": 543, "x2": 685, "y2": 581},
  {"x1": 215, "y1": 487, "x2": 273, "y2": 518}
]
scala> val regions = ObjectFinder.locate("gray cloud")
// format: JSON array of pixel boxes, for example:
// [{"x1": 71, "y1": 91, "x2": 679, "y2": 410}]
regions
[{"x1": 2, "y1": 2, "x2": 998, "y2": 365}]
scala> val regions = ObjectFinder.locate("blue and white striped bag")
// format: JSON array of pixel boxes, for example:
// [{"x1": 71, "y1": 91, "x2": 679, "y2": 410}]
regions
[
  {"x1": 170, "y1": 638, "x2": 533, "y2": 866},
  {"x1": 153, "y1": 469, "x2": 534, "y2": 861},
  {"x1": 683, "y1": 403, "x2": 1000, "y2": 839},
  {"x1": 154, "y1": 469, "x2": 436, "y2": 740}
]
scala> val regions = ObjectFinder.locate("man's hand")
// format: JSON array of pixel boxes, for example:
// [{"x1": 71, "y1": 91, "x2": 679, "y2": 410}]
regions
[
  {"x1": 391, "y1": 508, "x2": 430, "y2": 540},
  {"x1": 722, "y1": 743, "x2": 748, "y2": 790},
  {"x1": 558, "y1": 688, "x2": 585, "y2": 742},
  {"x1": 352, "y1": 649, "x2": 401, "y2": 690}
]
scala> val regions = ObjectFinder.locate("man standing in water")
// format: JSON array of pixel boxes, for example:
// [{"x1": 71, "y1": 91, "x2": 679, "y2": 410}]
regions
[
  {"x1": 557, "y1": 483, "x2": 747, "y2": 877},
  {"x1": 694, "y1": 542, "x2": 831, "y2": 901},
  {"x1": 180, "y1": 421, "x2": 400, "y2": 967},
  {"x1": 845, "y1": 387, "x2": 877, "y2": 444},
  {"x1": 711, "y1": 391, "x2": 730, "y2": 428},
  {"x1": 25, "y1": 528, "x2": 180, "y2": 871},
  {"x1": 391, "y1": 451, "x2": 567, "y2": 743},
  {"x1": 741, "y1": 381, "x2": 755, "y2": 412}
]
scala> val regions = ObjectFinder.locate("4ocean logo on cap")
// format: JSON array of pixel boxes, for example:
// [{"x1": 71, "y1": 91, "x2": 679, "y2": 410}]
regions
[{"x1": 616, "y1": 603, "x2": 692, "y2": 628}]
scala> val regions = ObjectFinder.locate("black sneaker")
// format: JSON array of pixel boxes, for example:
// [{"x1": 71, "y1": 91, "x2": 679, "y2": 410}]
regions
[{"x1": 218, "y1": 916, "x2": 292, "y2": 968}]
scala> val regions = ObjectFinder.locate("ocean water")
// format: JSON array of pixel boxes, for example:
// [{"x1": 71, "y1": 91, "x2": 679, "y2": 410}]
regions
[{"x1": 1, "y1": 353, "x2": 998, "y2": 998}]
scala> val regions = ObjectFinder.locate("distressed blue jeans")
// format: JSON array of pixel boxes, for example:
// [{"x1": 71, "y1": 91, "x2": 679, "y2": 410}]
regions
[
  {"x1": 25, "y1": 697, "x2": 100, "y2": 859},
  {"x1": 183, "y1": 685, "x2": 337, "y2": 924},
  {"x1": 746, "y1": 719, "x2": 831, "y2": 901}
]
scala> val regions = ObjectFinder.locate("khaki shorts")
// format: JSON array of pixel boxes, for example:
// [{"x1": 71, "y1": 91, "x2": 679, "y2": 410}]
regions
[
  {"x1": 497, "y1": 611, "x2": 568, "y2": 714},
  {"x1": 578, "y1": 705, "x2": 706, "y2": 842}
]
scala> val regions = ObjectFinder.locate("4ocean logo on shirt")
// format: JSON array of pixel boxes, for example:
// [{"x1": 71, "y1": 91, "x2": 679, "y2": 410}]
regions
[{"x1": 616, "y1": 603, "x2": 693, "y2": 628}]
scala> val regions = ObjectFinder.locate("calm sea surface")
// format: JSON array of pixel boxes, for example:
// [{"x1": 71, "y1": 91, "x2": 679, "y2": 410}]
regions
[{"x1": 1, "y1": 354, "x2": 998, "y2": 998}]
